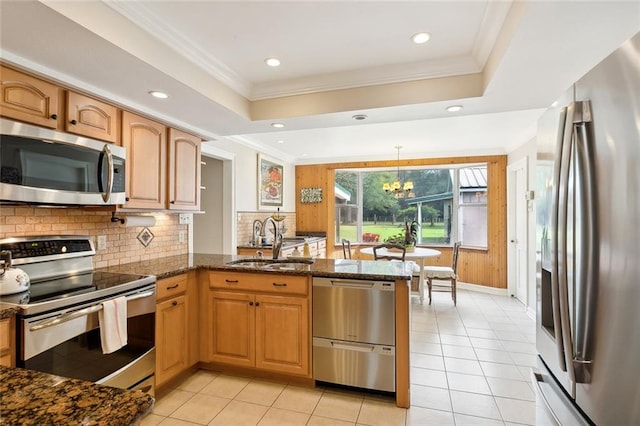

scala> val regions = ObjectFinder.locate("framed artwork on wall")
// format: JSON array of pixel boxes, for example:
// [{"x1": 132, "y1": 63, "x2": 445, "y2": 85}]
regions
[{"x1": 258, "y1": 154, "x2": 284, "y2": 208}]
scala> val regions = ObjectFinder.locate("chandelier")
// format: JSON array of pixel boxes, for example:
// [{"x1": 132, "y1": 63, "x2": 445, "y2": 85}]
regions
[{"x1": 382, "y1": 146, "x2": 414, "y2": 198}]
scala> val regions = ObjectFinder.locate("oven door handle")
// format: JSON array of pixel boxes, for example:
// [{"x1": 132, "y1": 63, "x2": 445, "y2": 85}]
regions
[{"x1": 29, "y1": 290, "x2": 155, "y2": 331}]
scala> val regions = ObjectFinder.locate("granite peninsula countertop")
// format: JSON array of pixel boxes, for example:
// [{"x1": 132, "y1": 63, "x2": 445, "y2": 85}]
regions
[
  {"x1": 100, "y1": 253, "x2": 414, "y2": 282},
  {"x1": 0, "y1": 365, "x2": 154, "y2": 425}
]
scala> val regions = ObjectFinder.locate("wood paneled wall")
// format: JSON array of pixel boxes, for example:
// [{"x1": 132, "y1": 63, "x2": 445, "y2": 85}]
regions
[{"x1": 295, "y1": 155, "x2": 508, "y2": 289}]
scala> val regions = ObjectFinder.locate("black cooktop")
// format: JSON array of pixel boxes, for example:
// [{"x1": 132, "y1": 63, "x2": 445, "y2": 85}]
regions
[{"x1": 0, "y1": 271, "x2": 152, "y2": 306}]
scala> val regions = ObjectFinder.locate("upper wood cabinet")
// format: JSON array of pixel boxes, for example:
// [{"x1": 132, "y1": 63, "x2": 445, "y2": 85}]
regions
[
  {"x1": 0, "y1": 65, "x2": 60, "y2": 129},
  {"x1": 168, "y1": 128, "x2": 201, "y2": 211},
  {"x1": 66, "y1": 91, "x2": 120, "y2": 143},
  {"x1": 122, "y1": 111, "x2": 167, "y2": 209}
]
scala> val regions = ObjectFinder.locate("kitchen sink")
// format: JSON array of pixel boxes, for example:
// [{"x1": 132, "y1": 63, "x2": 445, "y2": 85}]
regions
[{"x1": 226, "y1": 258, "x2": 314, "y2": 269}]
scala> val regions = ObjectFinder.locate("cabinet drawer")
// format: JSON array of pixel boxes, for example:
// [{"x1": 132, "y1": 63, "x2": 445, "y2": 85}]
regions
[
  {"x1": 156, "y1": 274, "x2": 188, "y2": 300},
  {"x1": 209, "y1": 271, "x2": 308, "y2": 295}
]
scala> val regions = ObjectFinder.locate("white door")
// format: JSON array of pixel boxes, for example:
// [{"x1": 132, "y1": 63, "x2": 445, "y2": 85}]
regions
[{"x1": 509, "y1": 159, "x2": 529, "y2": 306}]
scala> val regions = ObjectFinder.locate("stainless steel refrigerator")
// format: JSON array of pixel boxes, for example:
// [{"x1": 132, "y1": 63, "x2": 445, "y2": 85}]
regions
[{"x1": 534, "y1": 31, "x2": 640, "y2": 425}]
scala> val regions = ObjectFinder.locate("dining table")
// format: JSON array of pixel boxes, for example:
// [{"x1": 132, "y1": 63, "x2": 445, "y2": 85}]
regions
[{"x1": 359, "y1": 246, "x2": 441, "y2": 304}]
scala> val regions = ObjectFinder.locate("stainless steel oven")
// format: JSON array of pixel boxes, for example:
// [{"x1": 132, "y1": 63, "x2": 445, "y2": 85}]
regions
[
  {"x1": 0, "y1": 118, "x2": 126, "y2": 206},
  {"x1": 0, "y1": 236, "x2": 156, "y2": 395}
]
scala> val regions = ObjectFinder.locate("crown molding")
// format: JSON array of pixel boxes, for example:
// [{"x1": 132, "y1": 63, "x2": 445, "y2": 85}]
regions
[
  {"x1": 472, "y1": 0, "x2": 513, "y2": 68},
  {"x1": 104, "y1": 1, "x2": 253, "y2": 98}
]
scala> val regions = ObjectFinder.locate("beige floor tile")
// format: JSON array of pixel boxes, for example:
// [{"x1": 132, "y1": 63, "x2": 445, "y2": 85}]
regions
[
  {"x1": 200, "y1": 374, "x2": 251, "y2": 399},
  {"x1": 140, "y1": 413, "x2": 165, "y2": 425},
  {"x1": 410, "y1": 331, "x2": 440, "y2": 343},
  {"x1": 411, "y1": 366, "x2": 448, "y2": 388},
  {"x1": 158, "y1": 418, "x2": 202, "y2": 425},
  {"x1": 410, "y1": 353, "x2": 445, "y2": 370},
  {"x1": 411, "y1": 341, "x2": 442, "y2": 356},
  {"x1": 442, "y1": 344, "x2": 477, "y2": 360},
  {"x1": 257, "y1": 407, "x2": 310, "y2": 425},
  {"x1": 406, "y1": 406, "x2": 455, "y2": 425},
  {"x1": 312, "y1": 392, "x2": 363, "y2": 422},
  {"x1": 494, "y1": 397, "x2": 536, "y2": 425},
  {"x1": 235, "y1": 379, "x2": 286, "y2": 406},
  {"x1": 410, "y1": 384, "x2": 452, "y2": 412},
  {"x1": 356, "y1": 398, "x2": 406, "y2": 426},
  {"x1": 508, "y1": 352, "x2": 537, "y2": 368},
  {"x1": 306, "y1": 416, "x2": 355, "y2": 425},
  {"x1": 480, "y1": 361, "x2": 528, "y2": 381},
  {"x1": 454, "y1": 413, "x2": 505, "y2": 425},
  {"x1": 444, "y1": 357, "x2": 484, "y2": 376},
  {"x1": 439, "y1": 334, "x2": 472, "y2": 347},
  {"x1": 208, "y1": 400, "x2": 269, "y2": 426},
  {"x1": 272, "y1": 385, "x2": 323, "y2": 414},
  {"x1": 446, "y1": 372, "x2": 491, "y2": 394},
  {"x1": 152, "y1": 389, "x2": 195, "y2": 417},
  {"x1": 474, "y1": 348, "x2": 514, "y2": 364},
  {"x1": 486, "y1": 377, "x2": 535, "y2": 401},
  {"x1": 450, "y1": 390, "x2": 502, "y2": 420},
  {"x1": 469, "y1": 337, "x2": 504, "y2": 350},
  {"x1": 176, "y1": 370, "x2": 218, "y2": 393},
  {"x1": 169, "y1": 393, "x2": 231, "y2": 424}
]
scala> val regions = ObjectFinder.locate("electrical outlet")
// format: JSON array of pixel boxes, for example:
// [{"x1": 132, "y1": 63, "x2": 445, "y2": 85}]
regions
[
  {"x1": 179, "y1": 231, "x2": 186, "y2": 244},
  {"x1": 97, "y1": 235, "x2": 107, "y2": 250},
  {"x1": 179, "y1": 214, "x2": 191, "y2": 225}
]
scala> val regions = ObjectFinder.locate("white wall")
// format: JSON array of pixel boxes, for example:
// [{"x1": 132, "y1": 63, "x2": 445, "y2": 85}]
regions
[
  {"x1": 507, "y1": 137, "x2": 537, "y2": 316},
  {"x1": 192, "y1": 138, "x2": 295, "y2": 254},
  {"x1": 194, "y1": 158, "x2": 224, "y2": 254}
]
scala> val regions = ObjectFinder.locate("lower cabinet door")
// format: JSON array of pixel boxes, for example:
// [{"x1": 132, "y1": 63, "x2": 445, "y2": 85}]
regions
[
  {"x1": 208, "y1": 291, "x2": 255, "y2": 367},
  {"x1": 156, "y1": 295, "x2": 188, "y2": 386},
  {"x1": 255, "y1": 294, "x2": 309, "y2": 376}
]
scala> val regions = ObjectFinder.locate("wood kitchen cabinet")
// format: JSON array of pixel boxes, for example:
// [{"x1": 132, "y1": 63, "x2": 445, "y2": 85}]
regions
[
  {"x1": 168, "y1": 128, "x2": 201, "y2": 211},
  {"x1": 66, "y1": 91, "x2": 120, "y2": 143},
  {"x1": 0, "y1": 65, "x2": 61, "y2": 129},
  {"x1": 121, "y1": 112, "x2": 202, "y2": 211},
  {"x1": 203, "y1": 271, "x2": 310, "y2": 377},
  {"x1": 0, "y1": 316, "x2": 15, "y2": 367},
  {"x1": 122, "y1": 111, "x2": 167, "y2": 210},
  {"x1": 155, "y1": 273, "x2": 198, "y2": 387}
]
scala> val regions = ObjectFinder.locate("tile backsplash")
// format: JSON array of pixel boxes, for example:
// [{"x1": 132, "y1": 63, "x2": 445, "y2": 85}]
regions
[
  {"x1": 237, "y1": 211, "x2": 296, "y2": 246},
  {"x1": 0, "y1": 207, "x2": 187, "y2": 268}
]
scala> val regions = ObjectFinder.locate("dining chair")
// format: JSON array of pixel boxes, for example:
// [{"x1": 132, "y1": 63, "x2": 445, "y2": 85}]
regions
[
  {"x1": 425, "y1": 241, "x2": 461, "y2": 305},
  {"x1": 372, "y1": 243, "x2": 406, "y2": 261},
  {"x1": 341, "y1": 239, "x2": 352, "y2": 259}
]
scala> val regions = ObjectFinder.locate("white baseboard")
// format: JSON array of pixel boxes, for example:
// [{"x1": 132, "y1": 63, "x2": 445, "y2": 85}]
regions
[{"x1": 456, "y1": 281, "x2": 509, "y2": 296}]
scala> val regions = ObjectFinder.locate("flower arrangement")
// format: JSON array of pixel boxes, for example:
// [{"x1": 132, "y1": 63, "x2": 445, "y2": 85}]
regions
[{"x1": 384, "y1": 220, "x2": 419, "y2": 251}]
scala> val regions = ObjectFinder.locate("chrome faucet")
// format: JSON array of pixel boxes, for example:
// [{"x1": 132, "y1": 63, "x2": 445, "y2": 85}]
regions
[
  {"x1": 252, "y1": 219, "x2": 263, "y2": 245},
  {"x1": 261, "y1": 216, "x2": 282, "y2": 259}
]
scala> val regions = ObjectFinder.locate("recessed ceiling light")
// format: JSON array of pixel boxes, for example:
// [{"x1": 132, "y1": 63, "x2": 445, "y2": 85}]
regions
[
  {"x1": 352, "y1": 114, "x2": 368, "y2": 121},
  {"x1": 411, "y1": 32, "x2": 431, "y2": 44},
  {"x1": 276, "y1": 140, "x2": 284, "y2": 144},
  {"x1": 265, "y1": 58, "x2": 281, "y2": 67},
  {"x1": 446, "y1": 105, "x2": 463, "y2": 112},
  {"x1": 271, "y1": 123, "x2": 285, "y2": 128},
  {"x1": 149, "y1": 91, "x2": 169, "y2": 99}
]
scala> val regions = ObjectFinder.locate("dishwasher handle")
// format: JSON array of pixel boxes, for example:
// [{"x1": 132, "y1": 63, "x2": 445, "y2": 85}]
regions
[{"x1": 313, "y1": 277, "x2": 394, "y2": 291}]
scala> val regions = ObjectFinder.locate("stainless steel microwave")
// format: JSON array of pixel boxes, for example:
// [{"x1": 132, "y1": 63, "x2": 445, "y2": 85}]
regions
[{"x1": 0, "y1": 118, "x2": 126, "y2": 205}]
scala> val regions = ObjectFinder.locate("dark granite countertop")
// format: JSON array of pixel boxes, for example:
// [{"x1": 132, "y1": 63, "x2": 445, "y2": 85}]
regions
[
  {"x1": 100, "y1": 253, "x2": 413, "y2": 282},
  {"x1": 0, "y1": 365, "x2": 154, "y2": 425}
]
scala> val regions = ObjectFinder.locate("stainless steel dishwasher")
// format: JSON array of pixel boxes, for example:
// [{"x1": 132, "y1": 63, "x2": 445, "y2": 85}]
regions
[{"x1": 312, "y1": 277, "x2": 395, "y2": 392}]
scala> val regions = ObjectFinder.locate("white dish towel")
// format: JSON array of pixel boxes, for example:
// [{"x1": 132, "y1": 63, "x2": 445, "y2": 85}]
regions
[{"x1": 98, "y1": 296, "x2": 128, "y2": 354}]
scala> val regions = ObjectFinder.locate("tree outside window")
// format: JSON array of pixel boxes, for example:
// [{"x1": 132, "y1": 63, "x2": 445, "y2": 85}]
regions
[{"x1": 335, "y1": 165, "x2": 487, "y2": 248}]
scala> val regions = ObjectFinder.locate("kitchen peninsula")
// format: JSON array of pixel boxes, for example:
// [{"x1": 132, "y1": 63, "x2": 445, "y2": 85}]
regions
[{"x1": 104, "y1": 253, "x2": 414, "y2": 408}]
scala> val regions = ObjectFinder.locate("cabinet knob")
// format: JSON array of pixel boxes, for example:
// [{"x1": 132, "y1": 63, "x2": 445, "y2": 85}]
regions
[
  {"x1": 172, "y1": 300, "x2": 178, "y2": 306},
  {"x1": 170, "y1": 201, "x2": 175, "y2": 204},
  {"x1": 70, "y1": 119, "x2": 77, "y2": 125},
  {"x1": 125, "y1": 197, "x2": 130, "y2": 202},
  {"x1": 255, "y1": 302, "x2": 260, "y2": 307},
  {"x1": 50, "y1": 114, "x2": 58, "y2": 120},
  {"x1": 249, "y1": 301, "x2": 254, "y2": 306}
]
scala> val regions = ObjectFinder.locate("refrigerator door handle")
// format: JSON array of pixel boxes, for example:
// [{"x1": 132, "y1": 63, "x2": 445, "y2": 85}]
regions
[
  {"x1": 572, "y1": 100, "x2": 597, "y2": 383},
  {"x1": 557, "y1": 102, "x2": 576, "y2": 384},
  {"x1": 550, "y1": 106, "x2": 569, "y2": 372}
]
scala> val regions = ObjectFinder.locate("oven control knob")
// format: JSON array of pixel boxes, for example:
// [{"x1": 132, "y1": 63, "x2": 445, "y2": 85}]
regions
[{"x1": 61, "y1": 246, "x2": 67, "y2": 253}]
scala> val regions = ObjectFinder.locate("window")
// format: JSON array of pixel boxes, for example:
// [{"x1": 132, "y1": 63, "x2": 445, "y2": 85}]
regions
[{"x1": 335, "y1": 165, "x2": 488, "y2": 248}]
